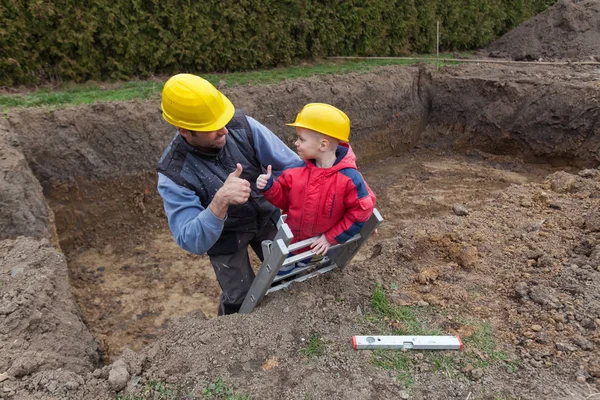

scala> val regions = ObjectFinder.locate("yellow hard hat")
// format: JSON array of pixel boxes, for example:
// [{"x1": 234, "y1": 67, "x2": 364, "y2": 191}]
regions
[
  {"x1": 161, "y1": 74, "x2": 235, "y2": 132},
  {"x1": 286, "y1": 103, "x2": 350, "y2": 142}
]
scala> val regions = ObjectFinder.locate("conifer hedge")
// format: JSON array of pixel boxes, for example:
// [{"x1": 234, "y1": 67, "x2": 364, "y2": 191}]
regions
[{"x1": 0, "y1": 0, "x2": 556, "y2": 86}]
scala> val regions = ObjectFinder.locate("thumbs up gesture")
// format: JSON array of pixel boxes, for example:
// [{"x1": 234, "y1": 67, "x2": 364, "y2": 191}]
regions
[
  {"x1": 256, "y1": 165, "x2": 272, "y2": 190},
  {"x1": 219, "y1": 163, "x2": 251, "y2": 205}
]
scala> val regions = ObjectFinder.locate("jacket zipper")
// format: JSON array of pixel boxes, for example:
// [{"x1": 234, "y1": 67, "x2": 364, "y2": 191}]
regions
[{"x1": 299, "y1": 168, "x2": 312, "y2": 231}]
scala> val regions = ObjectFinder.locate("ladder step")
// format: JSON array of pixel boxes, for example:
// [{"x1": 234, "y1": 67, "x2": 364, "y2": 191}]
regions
[
  {"x1": 352, "y1": 335, "x2": 463, "y2": 350},
  {"x1": 267, "y1": 264, "x2": 338, "y2": 294}
]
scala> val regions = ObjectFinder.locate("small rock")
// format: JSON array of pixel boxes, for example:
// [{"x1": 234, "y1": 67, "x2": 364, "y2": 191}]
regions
[
  {"x1": 398, "y1": 390, "x2": 410, "y2": 399},
  {"x1": 552, "y1": 314, "x2": 566, "y2": 323},
  {"x1": 108, "y1": 360, "x2": 130, "y2": 391},
  {"x1": 548, "y1": 201, "x2": 562, "y2": 210},
  {"x1": 556, "y1": 342, "x2": 577, "y2": 352},
  {"x1": 578, "y1": 169, "x2": 599, "y2": 178},
  {"x1": 356, "y1": 305, "x2": 362, "y2": 315},
  {"x1": 531, "y1": 325, "x2": 543, "y2": 332},
  {"x1": 525, "y1": 220, "x2": 546, "y2": 232},
  {"x1": 556, "y1": 322, "x2": 564, "y2": 331},
  {"x1": 470, "y1": 368, "x2": 484, "y2": 380},
  {"x1": 576, "y1": 376, "x2": 586, "y2": 383},
  {"x1": 450, "y1": 244, "x2": 478, "y2": 269},
  {"x1": 452, "y1": 204, "x2": 469, "y2": 216},
  {"x1": 520, "y1": 198, "x2": 533, "y2": 208},
  {"x1": 581, "y1": 318, "x2": 597, "y2": 331},
  {"x1": 65, "y1": 380, "x2": 80, "y2": 390},
  {"x1": 515, "y1": 282, "x2": 529, "y2": 298},
  {"x1": 535, "y1": 331, "x2": 549, "y2": 344},
  {"x1": 572, "y1": 336, "x2": 594, "y2": 351},
  {"x1": 417, "y1": 300, "x2": 429, "y2": 307},
  {"x1": 217, "y1": 80, "x2": 227, "y2": 89}
]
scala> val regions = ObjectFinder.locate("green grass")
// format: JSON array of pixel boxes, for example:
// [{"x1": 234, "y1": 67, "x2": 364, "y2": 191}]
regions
[
  {"x1": 372, "y1": 350, "x2": 414, "y2": 386},
  {"x1": 369, "y1": 283, "x2": 441, "y2": 336},
  {"x1": 456, "y1": 316, "x2": 519, "y2": 372},
  {"x1": 0, "y1": 53, "x2": 470, "y2": 111},
  {"x1": 116, "y1": 378, "x2": 249, "y2": 400},
  {"x1": 366, "y1": 284, "x2": 519, "y2": 385},
  {"x1": 300, "y1": 334, "x2": 324, "y2": 358}
]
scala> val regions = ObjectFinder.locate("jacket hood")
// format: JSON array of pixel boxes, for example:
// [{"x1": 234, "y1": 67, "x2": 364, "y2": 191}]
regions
[{"x1": 305, "y1": 143, "x2": 357, "y2": 175}]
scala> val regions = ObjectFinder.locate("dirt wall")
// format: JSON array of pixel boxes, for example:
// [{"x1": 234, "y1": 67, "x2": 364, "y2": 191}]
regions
[
  {"x1": 423, "y1": 64, "x2": 600, "y2": 166},
  {"x1": 0, "y1": 121, "x2": 50, "y2": 240},
  {"x1": 6, "y1": 64, "x2": 599, "y2": 188}
]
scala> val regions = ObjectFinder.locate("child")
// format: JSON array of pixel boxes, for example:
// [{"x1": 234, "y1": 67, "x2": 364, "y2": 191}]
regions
[{"x1": 256, "y1": 103, "x2": 376, "y2": 274}]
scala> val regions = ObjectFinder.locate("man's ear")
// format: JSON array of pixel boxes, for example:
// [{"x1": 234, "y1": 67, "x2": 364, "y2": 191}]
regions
[{"x1": 178, "y1": 127, "x2": 192, "y2": 140}]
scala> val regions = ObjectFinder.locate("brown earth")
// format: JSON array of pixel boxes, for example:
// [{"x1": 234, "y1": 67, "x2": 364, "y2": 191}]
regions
[
  {"x1": 484, "y1": 0, "x2": 600, "y2": 61},
  {"x1": 1, "y1": 62, "x2": 600, "y2": 400}
]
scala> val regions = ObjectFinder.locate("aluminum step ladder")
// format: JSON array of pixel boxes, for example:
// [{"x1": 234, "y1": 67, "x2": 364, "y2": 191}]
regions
[{"x1": 239, "y1": 208, "x2": 383, "y2": 314}]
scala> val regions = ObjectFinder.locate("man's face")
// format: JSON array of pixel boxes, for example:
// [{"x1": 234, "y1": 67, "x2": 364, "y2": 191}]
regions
[
  {"x1": 294, "y1": 128, "x2": 324, "y2": 160},
  {"x1": 179, "y1": 126, "x2": 228, "y2": 151}
]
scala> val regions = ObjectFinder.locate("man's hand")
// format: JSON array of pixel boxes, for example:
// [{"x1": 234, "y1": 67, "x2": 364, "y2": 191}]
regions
[
  {"x1": 256, "y1": 165, "x2": 272, "y2": 190},
  {"x1": 209, "y1": 163, "x2": 251, "y2": 219},
  {"x1": 311, "y1": 234, "x2": 332, "y2": 256}
]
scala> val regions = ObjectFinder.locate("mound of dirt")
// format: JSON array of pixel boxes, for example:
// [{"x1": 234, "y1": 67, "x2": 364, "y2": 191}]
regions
[{"x1": 484, "y1": 0, "x2": 600, "y2": 61}]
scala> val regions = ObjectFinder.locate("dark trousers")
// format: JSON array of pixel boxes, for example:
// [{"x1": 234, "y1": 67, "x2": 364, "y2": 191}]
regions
[{"x1": 209, "y1": 221, "x2": 278, "y2": 316}]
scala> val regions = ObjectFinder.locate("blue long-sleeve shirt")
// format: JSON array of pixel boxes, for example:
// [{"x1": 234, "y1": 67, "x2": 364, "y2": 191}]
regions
[{"x1": 157, "y1": 116, "x2": 299, "y2": 255}]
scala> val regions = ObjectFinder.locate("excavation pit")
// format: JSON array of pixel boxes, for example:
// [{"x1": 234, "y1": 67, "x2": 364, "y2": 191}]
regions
[{"x1": 1, "y1": 64, "x2": 599, "y2": 399}]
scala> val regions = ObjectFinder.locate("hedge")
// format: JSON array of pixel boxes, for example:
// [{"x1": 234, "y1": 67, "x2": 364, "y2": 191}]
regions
[{"x1": 0, "y1": 0, "x2": 556, "y2": 86}]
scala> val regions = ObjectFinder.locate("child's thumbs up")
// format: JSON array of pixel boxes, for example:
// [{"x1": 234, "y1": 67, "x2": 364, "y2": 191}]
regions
[{"x1": 256, "y1": 165, "x2": 272, "y2": 190}]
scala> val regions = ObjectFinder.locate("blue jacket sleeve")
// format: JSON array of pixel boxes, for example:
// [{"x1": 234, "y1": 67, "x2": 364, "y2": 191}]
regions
[
  {"x1": 157, "y1": 173, "x2": 225, "y2": 255},
  {"x1": 247, "y1": 116, "x2": 300, "y2": 175}
]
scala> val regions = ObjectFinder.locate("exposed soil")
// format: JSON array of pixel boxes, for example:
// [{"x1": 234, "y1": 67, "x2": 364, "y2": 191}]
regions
[
  {"x1": 484, "y1": 0, "x2": 600, "y2": 61},
  {"x1": 1, "y1": 51, "x2": 600, "y2": 400}
]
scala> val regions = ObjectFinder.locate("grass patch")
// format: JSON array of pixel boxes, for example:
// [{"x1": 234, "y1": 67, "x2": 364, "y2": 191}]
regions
[
  {"x1": 117, "y1": 378, "x2": 249, "y2": 400},
  {"x1": 0, "y1": 53, "x2": 470, "y2": 110},
  {"x1": 366, "y1": 284, "x2": 519, "y2": 384},
  {"x1": 456, "y1": 317, "x2": 520, "y2": 372},
  {"x1": 369, "y1": 283, "x2": 441, "y2": 336},
  {"x1": 372, "y1": 350, "x2": 414, "y2": 386},
  {"x1": 300, "y1": 334, "x2": 324, "y2": 358}
]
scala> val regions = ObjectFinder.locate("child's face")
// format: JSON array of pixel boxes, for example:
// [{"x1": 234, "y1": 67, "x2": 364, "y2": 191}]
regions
[{"x1": 294, "y1": 128, "x2": 323, "y2": 160}]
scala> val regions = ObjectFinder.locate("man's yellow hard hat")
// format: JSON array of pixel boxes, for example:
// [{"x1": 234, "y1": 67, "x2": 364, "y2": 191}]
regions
[
  {"x1": 286, "y1": 103, "x2": 350, "y2": 142},
  {"x1": 161, "y1": 74, "x2": 235, "y2": 132}
]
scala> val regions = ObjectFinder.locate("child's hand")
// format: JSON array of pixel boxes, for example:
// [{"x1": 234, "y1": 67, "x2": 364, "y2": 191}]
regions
[
  {"x1": 311, "y1": 234, "x2": 331, "y2": 256},
  {"x1": 256, "y1": 165, "x2": 272, "y2": 190}
]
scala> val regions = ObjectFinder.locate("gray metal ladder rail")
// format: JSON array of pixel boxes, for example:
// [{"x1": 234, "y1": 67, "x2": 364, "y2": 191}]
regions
[{"x1": 239, "y1": 208, "x2": 383, "y2": 314}]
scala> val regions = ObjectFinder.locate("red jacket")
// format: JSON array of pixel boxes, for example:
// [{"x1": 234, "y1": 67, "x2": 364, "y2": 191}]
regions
[{"x1": 262, "y1": 143, "x2": 376, "y2": 246}]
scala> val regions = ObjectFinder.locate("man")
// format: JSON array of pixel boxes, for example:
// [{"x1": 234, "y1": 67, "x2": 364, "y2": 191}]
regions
[{"x1": 156, "y1": 73, "x2": 299, "y2": 315}]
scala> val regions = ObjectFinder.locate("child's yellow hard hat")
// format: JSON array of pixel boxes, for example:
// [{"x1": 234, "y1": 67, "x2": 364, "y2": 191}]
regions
[{"x1": 286, "y1": 103, "x2": 350, "y2": 142}]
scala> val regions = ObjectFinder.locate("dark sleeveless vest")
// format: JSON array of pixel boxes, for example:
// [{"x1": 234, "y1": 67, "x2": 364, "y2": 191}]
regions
[{"x1": 157, "y1": 109, "x2": 279, "y2": 256}]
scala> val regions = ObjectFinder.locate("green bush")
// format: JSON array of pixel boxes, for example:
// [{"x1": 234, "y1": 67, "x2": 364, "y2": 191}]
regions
[{"x1": 0, "y1": 0, "x2": 557, "y2": 86}]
